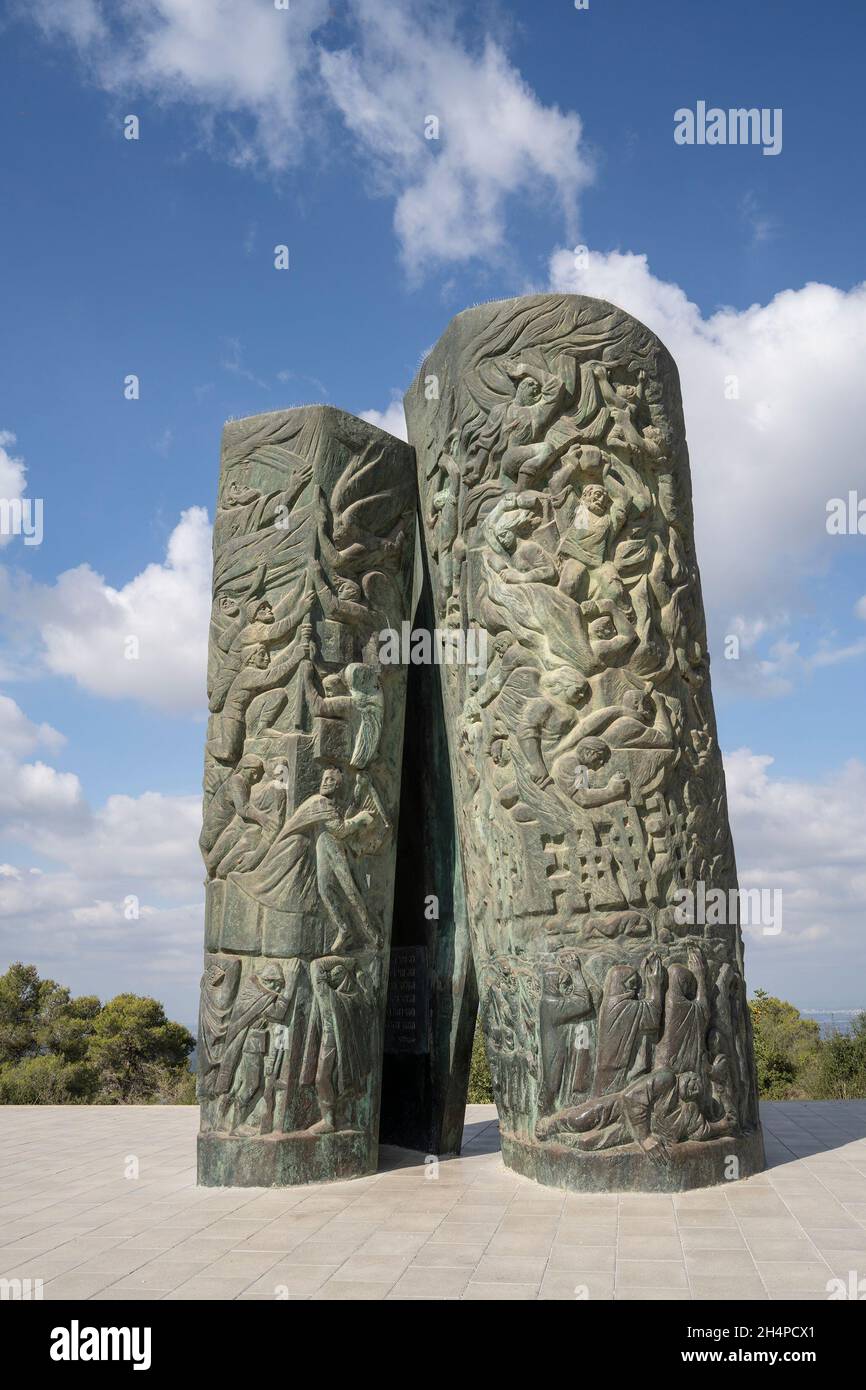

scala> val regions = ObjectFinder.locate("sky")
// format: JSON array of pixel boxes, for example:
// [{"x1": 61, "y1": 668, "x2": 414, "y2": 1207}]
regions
[{"x1": 0, "y1": 0, "x2": 864, "y2": 1027}]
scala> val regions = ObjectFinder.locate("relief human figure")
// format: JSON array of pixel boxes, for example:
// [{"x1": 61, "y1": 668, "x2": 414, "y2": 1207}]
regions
[
  {"x1": 557, "y1": 482, "x2": 632, "y2": 611},
  {"x1": 206, "y1": 631, "x2": 313, "y2": 765},
  {"x1": 214, "y1": 962, "x2": 293, "y2": 1133},
  {"x1": 480, "y1": 960, "x2": 540, "y2": 1118},
  {"x1": 483, "y1": 493, "x2": 559, "y2": 585},
  {"x1": 197, "y1": 956, "x2": 242, "y2": 1099},
  {"x1": 707, "y1": 1032, "x2": 739, "y2": 1124},
  {"x1": 712, "y1": 962, "x2": 755, "y2": 1126},
  {"x1": 495, "y1": 665, "x2": 591, "y2": 792},
  {"x1": 538, "y1": 952, "x2": 594, "y2": 1113},
  {"x1": 474, "y1": 359, "x2": 569, "y2": 488},
  {"x1": 209, "y1": 584, "x2": 315, "y2": 714},
  {"x1": 536, "y1": 1067, "x2": 733, "y2": 1156},
  {"x1": 655, "y1": 949, "x2": 710, "y2": 1077},
  {"x1": 249, "y1": 768, "x2": 379, "y2": 953},
  {"x1": 591, "y1": 953, "x2": 664, "y2": 1095},
  {"x1": 200, "y1": 755, "x2": 267, "y2": 878},
  {"x1": 427, "y1": 435, "x2": 467, "y2": 618},
  {"x1": 479, "y1": 501, "x2": 606, "y2": 676},
  {"x1": 300, "y1": 659, "x2": 385, "y2": 769},
  {"x1": 213, "y1": 758, "x2": 288, "y2": 878},
  {"x1": 582, "y1": 598, "x2": 639, "y2": 668},
  {"x1": 473, "y1": 631, "x2": 537, "y2": 712},
  {"x1": 551, "y1": 683, "x2": 677, "y2": 803},
  {"x1": 583, "y1": 362, "x2": 650, "y2": 457},
  {"x1": 564, "y1": 736, "x2": 629, "y2": 810},
  {"x1": 304, "y1": 957, "x2": 376, "y2": 1134}
]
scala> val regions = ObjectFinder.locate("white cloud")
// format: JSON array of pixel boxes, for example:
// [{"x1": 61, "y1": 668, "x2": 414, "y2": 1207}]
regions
[
  {"x1": 28, "y1": 0, "x2": 107, "y2": 48},
  {"x1": 360, "y1": 393, "x2": 408, "y2": 442},
  {"x1": 0, "y1": 693, "x2": 65, "y2": 759},
  {"x1": 0, "y1": 696, "x2": 83, "y2": 838},
  {"x1": 0, "y1": 432, "x2": 29, "y2": 549},
  {"x1": 23, "y1": 0, "x2": 591, "y2": 272},
  {"x1": 0, "y1": 690, "x2": 203, "y2": 1021},
  {"x1": 548, "y1": 249, "x2": 866, "y2": 689},
  {"x1": 28, "y1": 0, "x2": 331, "y2": 171},
  {"x1": 6, "y1": 506, "x2": 212, "y2": 716},
  {"x1": 321, "y1": 4, "x2": 592, "y2": 274},
  {"x1": 724, "y1": 748, "x2": 866, "y2": 1004}
]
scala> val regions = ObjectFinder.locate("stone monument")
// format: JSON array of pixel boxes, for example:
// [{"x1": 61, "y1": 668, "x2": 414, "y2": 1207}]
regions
[
  {"x1": 404, "y1": 293, "x2": 765, "y2": 1191},
  {"x1": 197, "y1": 405, "x2": 415, "y2": 1185}
]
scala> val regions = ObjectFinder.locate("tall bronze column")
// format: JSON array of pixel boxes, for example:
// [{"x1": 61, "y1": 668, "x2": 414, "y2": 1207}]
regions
[
  {"x1": 197, "y1": 405, "x2": 414, "y2": 1186},
  {"x1": 406, "y1": 295, "x2": 764, "y2": 1192}
]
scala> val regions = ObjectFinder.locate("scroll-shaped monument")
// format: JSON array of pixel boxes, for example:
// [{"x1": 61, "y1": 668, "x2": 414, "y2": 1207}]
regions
[
  {"x1": 197, "y1": 405, "x2": 414, "y2": 1185},
  {"x1": 405, "y1": 294, "x2": 764, "y2": 1192}
]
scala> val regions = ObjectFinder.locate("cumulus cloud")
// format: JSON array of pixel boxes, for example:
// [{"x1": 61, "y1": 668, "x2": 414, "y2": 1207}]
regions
[
  {"x1": 321, "y1": 4, "x2": 592, "y2": 274},
  {"x1": 2, "y1": 506, "x2": 212, "y2": 715},
  {"x1": 360, "y1": 393, "x2": 408, "y2": 442},
  {"x1": 27, "y1": 0, "x2": 331, "y2": 171},
  {"x1": 548, "y1": 248, "x2": 866, "y2": 688},
  {"x1": 0, "y1": 696, "x2": 82, "y2": 835},
  {"x1": 22, "y1": 0, "x2": 591, "y2": 273},
  {"x1": 724, "y1": 748, "x2": 866, "y2": 1004},
  {"x1": 0, "y1": 690, "x2": 203, "y2": 1021}
]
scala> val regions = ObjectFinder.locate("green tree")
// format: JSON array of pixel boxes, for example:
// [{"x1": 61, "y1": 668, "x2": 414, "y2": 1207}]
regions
[
  {"x1": 86, "y1": 994, "x2": 194, "y2": 1103},
  {"x1": 0, "y1": 1053, "x2": 99, "y2": 1104},
  {"x1": 749, "y1": 990, "x2": 824, "y2": 1099},
  {"x1": 0, "y1": 962, "x2": 78, "y2": 1064},
  {"x1": 0, "y1": 965, "x2": 196, "y2": 1105},
  {"x1": 807, "y1": 1013, "x2": 866, "y2": 1099},
  {"x1": 467, "y1": 1024, "x2": 494, "y2": 1103}
]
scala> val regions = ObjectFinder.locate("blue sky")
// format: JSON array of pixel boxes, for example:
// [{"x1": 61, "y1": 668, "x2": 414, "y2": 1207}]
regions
[{"x1": 0, "y1": 0, "x2": 864, "y2": 1025}]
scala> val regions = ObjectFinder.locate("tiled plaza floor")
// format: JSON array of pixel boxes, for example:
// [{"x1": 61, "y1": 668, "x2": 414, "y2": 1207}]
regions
[{"x1": 1, "y1": 1101, "x2": 865, "y2": 1300}]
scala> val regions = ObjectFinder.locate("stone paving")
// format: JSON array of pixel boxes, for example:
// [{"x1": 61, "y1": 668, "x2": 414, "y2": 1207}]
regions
[{"x1": 1, "y1": 1101, "x2": 865, "y2": 1300}]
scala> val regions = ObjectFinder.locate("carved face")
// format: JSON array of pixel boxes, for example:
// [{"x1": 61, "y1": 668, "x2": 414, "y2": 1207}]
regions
[
  {"x1": 589, "y1": 617, "x2": 615, "y2": 640},
  {"x1": 346, "y1": 663, "x2": 380, "y2": 696},
  {"x1": 259, "y1": 963, "x2": 285, "y2": 990},
  {"x1": 338, "y1": 579, "x2": 361, "y2": 602},
  {"x1": 496, "y1": 525, "x2": 517, "y2": 552},
  {"x1": 248, "y1": 645, "x2": 270, "y2": 669},
  {"x1": 582, "y1": 486, "x2": 609, "y2": 516},
  {"x1": 544, "y1": 670, "x2": 589, "y2": 706},
  {"x1": 320, "y1": 767, "x2": 343, "y2": 796},
  {"x1": 218, "y1": 595, "x2": 239, "y2": 618},
  {"x1": 224, "y1": 480, "x2": 257, "y2": 508},
  {"x1": 254, "y1": 601, "x2": 273, "y2": 623},
  {"x1": 678, "y1": 1072, "x2": 701, "y2": 1102},
  {"x1": 515, "y1": 378, "x2": 540, "y2": 405},
  {"x1": 576, "y1": 737, "x2": 609, "y2": 770},
  {"x1": 623, "y1": 690, "x2": 653, "y2": 723}
]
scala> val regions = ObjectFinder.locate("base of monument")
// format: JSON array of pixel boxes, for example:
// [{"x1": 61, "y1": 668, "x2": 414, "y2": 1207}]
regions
[
  {"x1": 197, "y1": 1129, "x2": 376, "y2": 1187},
  {"x1": 500, "y1": 1126, "x2": 766, "y2": 1194}
]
